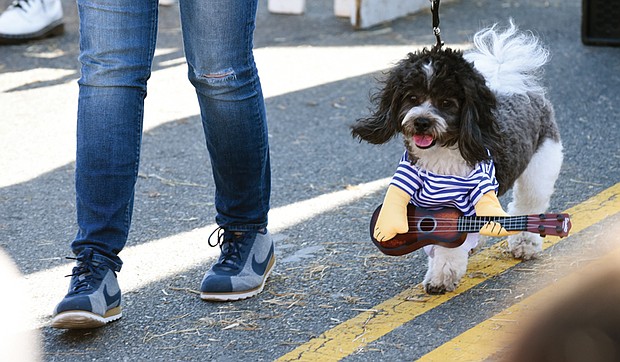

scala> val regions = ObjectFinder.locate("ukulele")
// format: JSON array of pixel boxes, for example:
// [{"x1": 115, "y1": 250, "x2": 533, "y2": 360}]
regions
[{"x1": 370, "y1": 204, "x2": 572, "y2": 256}]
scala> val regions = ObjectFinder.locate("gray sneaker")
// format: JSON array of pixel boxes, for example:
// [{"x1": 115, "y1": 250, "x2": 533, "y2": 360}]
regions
[
  {"x1": 50, "y1": 248, "x2": 122, "y2": 329},
  {"x1": 200, "y1": 228, "x2": 275, "y2": 301}
]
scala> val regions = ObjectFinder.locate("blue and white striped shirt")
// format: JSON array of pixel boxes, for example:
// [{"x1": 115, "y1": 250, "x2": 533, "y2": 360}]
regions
[{"x1": 390, "y1": 151, "x2": 499, "y2": 216}]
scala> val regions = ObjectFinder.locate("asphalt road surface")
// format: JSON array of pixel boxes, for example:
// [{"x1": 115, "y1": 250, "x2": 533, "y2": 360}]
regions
[{"x1": 1, "y1": 0, "x2": 619, "y2": 360}]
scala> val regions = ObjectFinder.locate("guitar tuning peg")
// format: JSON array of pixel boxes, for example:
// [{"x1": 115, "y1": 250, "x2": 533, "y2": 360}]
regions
[
  {"x1": 538, "y1": 213, "x2": 546, "y2": 219},
  {"x1": 537, "y1": 225, "x2": 547, "y2": 237}
]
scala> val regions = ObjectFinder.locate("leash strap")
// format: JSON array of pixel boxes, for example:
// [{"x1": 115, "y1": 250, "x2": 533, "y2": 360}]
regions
[{"x1": 431, "y1": 0, "x2": 444, "y2": 50}]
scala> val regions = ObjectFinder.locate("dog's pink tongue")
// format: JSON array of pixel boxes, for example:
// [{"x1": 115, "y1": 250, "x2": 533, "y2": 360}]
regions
[{"x1": 413, "y1": 135, "x2": 434, "y2": 148}]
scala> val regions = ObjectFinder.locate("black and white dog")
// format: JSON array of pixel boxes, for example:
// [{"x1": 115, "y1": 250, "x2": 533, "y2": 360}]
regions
[{"x1": 352, "y1": 22, "x2": 563, "y2": 294}]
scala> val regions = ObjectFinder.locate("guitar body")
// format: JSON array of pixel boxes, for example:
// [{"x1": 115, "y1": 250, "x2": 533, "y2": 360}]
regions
[
  {"x1": 370, "y1": 204, "x2": 469, "y2": 256},
  {"x1": 370, "y1": 204, "x2": 572, "y2": 257}
]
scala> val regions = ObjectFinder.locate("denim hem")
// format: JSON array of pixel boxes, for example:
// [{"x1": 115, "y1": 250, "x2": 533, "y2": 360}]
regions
[
  {"x1": 221, "y1": 224, "x2": 268, "y2": 233},
  {"x1": 91, "y1": 253, "x2": 123, "y2": 273}
]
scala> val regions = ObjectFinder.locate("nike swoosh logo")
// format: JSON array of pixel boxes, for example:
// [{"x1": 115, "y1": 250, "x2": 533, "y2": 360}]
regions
[
  {"x1": 252, "y1": 244, "x2": 274, "y2": 275},
  {"x1": 103, "y1": 284, "x2": 121, "y2": 308}
]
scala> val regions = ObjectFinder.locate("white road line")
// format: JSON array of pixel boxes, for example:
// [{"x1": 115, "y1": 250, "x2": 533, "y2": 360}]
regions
[
  {"x1": 0, "y1": 44, "x2": 468, "y2": 188},
  {"x1": 25, "y1": 177, "x2": 389, "y2": 326}
]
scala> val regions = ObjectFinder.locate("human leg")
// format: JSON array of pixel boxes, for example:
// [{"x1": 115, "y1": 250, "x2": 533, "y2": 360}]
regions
[
  {"x1": 71, "y1": 0, "x2": 159, "y2": 267},
  {"x1": 178, "y1": 0, "x2": 274, "y2": 300},
  {"x1": 52, "y1": 0, "x2": 159, "y2": 328},
  {"x1": 180, "y1": 0, "x2": 270, "y2": 232}
]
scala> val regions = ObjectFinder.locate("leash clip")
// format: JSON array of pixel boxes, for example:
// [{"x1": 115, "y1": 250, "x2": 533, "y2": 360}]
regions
[{"x1": 430, "y1": 0, "x2": 444, "y2": 50}]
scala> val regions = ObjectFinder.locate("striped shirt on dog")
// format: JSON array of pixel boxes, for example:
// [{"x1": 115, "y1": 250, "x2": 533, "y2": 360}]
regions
[{"x1": 390, "y1": 151, "x2": 499, "y2": 217}]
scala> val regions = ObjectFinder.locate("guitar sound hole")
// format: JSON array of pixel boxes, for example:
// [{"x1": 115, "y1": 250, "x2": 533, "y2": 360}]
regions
[{"x1": 417, "y1": 217, "x2": 437, "y2": 233}]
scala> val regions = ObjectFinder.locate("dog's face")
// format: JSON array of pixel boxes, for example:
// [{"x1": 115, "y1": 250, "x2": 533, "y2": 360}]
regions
[
  {"x1": 397, "y1": 63, "x2": 462, "y2": 155},
  {"x1": 351, "y1": 48, "x2": 501, "y2": 170}
]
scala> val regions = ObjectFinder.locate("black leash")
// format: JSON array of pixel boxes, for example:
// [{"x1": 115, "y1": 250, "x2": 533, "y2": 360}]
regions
[{"x1": 431, "y1": 0, "x2": 444, "y2": 50}]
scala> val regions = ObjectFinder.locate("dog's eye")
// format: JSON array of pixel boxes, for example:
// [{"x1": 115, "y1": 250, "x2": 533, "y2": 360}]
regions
[
  {"x1": 440, "y1": 99, "x2": 456, "y2": 109},
  {"x1": 410, "y1": 96, "x2": 420, "y2": 105}
]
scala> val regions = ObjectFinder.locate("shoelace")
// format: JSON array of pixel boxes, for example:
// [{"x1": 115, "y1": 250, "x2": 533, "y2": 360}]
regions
[
  {"x1": 64, "y1": 250, "x2": 103, "y2": 293},
  {"x1": 208, "y1": 227, "x2": 246, "y2": 272},
  {"x1": 10, "y1": 0, "x2": 33, "y2": 11}
]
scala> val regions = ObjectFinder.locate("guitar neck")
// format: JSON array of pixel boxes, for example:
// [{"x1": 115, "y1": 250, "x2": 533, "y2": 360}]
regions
[{"x1": 458, "y1": 215, "x2": 529, "y2": 233}]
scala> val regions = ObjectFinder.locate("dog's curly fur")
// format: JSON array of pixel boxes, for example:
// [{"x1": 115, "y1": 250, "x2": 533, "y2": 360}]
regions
[{"x1": 352, "y1": 22, "x2": 563, "y2": 294}]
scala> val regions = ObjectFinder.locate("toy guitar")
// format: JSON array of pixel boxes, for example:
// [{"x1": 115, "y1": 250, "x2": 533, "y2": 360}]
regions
[{"x1": 370, "y1": 204, "x2": 572, "y2": 256}]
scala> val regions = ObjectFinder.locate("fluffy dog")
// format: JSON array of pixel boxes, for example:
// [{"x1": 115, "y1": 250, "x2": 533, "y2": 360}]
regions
[{"x1": 351, "y1": 22, "x2": 563, "y2": 294}]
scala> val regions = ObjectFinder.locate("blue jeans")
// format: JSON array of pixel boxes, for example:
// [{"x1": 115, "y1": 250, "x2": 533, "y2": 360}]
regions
[{"x1": 72, "y1": 0, "x2": 270, "y2": 269}]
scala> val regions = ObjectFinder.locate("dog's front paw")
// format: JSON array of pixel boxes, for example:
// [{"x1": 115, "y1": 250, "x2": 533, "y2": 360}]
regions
[
  {"x1": 424, "y1": 279, "x2": 455, "y2": 295},
  {"x1": 507, "y1": 232, "x2": 542, "y2": 260},
  {"x1": 422, "y1": 247, "x2": 468, "y2": 294}
]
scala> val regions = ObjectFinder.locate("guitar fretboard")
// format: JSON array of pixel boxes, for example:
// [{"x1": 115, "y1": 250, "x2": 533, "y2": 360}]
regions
[{"x1": 457, "y1": 215, "x2": 528, "y2": 233}]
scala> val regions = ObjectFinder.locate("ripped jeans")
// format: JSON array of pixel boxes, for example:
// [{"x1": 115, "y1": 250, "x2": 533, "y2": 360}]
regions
[{"x1": 72, "y1": 0, "x2": 270, "y2": 269}]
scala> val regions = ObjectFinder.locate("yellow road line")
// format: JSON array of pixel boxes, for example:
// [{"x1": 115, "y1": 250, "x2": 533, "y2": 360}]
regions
[
  {"x1": 419, "y1": 242, "x2": 620, "y2": 362},
  {"x1": 276, "y1": 183, "x2": 620, "y2": 362}
]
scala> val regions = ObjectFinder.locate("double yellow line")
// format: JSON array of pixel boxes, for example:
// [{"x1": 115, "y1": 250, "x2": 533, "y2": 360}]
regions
[
  {"x1": 418, "y1": 245, "x2": 620, "y2": 361},
  {"x1": 276, "y1": 183, "x2": 620, "y2": 361}
]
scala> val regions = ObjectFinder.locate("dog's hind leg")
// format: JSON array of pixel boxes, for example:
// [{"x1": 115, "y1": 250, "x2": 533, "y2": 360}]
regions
[{"x1": 507, "y1": 138, "x2": 563, "y2": 260}]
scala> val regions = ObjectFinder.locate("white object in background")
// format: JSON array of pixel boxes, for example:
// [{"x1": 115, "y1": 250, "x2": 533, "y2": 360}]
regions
[
  {"x1": 268, "y1": 0, "x2": 306, "y2": 15},
  {"x1": 159, "y1": 0, "x2": 177, "y2": 7},
  {"x1": 334, "y1": 0, "x2": 353, "y2": 17},
  {"x1": 352, "y1": 0, "x2": 429, "y2": 29}
]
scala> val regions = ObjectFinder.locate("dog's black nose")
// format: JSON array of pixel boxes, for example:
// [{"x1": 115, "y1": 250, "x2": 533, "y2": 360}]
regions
[{"x1": 414, "y1": 118, "x2": 432, "y2": 132}]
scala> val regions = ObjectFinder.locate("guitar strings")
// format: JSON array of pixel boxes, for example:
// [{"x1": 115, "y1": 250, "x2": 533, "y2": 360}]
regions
[
  {"x1": 400, "y1": 215, "x2": 547, "y2": 233},
  {"x1": 403, "y1": 216, "x2": 547, "y2": 221}
]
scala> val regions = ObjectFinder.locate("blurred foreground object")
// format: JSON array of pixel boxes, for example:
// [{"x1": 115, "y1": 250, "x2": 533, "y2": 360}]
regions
[
  {"x1": 0, "y1": 248, "x2": 41, "y2": 361},
  {"x1": 503, "y1": 249, "x2": 620, "y2": 362}
]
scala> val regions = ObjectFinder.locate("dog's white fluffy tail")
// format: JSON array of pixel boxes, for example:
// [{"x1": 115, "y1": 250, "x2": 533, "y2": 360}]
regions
[{"x1": 464, "y1": 20, "x2": 549, "y2": 96}]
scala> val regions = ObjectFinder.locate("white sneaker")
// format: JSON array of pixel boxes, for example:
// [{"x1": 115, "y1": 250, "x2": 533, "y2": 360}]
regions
[{"x1": 0, "y1": 0, "x2": 64, "y2": 45}]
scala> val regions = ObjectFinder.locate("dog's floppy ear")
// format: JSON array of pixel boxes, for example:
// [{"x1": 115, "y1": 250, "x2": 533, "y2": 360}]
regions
[
  {"x1": 350, "y1": 66, "x2": 405, "y2": 144},
  {"x1": 457, "y1": 69, "x2": 501, "y2": 165}
]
